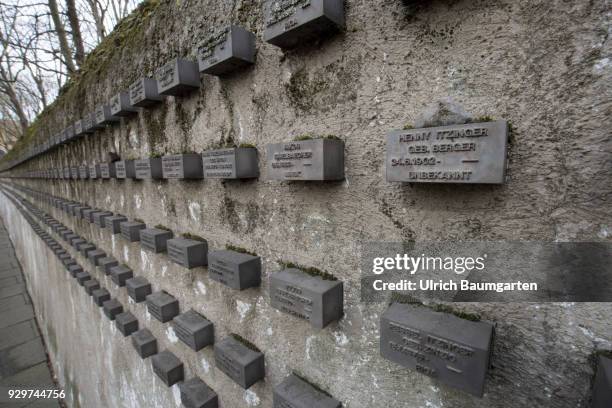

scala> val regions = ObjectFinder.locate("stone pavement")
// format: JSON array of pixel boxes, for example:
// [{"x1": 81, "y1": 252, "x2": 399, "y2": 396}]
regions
[{"x1": 0, "y1": 217, "x2": 61, "y2": 407}]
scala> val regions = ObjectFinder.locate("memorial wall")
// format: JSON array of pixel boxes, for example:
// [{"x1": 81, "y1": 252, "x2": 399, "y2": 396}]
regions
[{"x1": 0, "y1": 0, "x2": 611, "y2": 407}]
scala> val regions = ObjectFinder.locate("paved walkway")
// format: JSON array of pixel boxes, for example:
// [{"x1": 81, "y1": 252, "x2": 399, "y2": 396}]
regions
[{"x1": 0, "y1": 216, "x2": 61, "y2": 407}]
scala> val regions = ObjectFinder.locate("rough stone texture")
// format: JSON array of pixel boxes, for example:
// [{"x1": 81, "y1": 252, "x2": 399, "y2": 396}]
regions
[{"x1": 0, "y1": 0, "x2": 611, "y2": 408}]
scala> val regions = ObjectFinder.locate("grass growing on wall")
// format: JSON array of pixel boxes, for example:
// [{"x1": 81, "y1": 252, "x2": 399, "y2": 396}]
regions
[
  {"x1": 181, "y1": 232, "x2": 206, "y2": 242},
  {"x1": 226, "y1": 244, "x2": 257, "y2": 256},
  {"x1": 277, "y1": 260, "x2": 337, "y2": 281},
  {"x1": 230, "y1": 333, "x2": 261, "y2": 353}
]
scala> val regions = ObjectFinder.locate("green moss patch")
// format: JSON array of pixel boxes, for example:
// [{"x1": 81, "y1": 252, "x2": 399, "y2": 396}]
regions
[
  {"x1": 278, "y1": 260, "x2": 337, "y2": 281},
  {"x1": 293, "y1": 134, "x2": 341, "y2": 141},
  {"x1": 389, "y1": 292, "x2": 422, "y2": 306},
  {"x1": 154, "y1": 224, "x2": 171, "y2": 231},
  {"x1": 182, "y1": 232, "x2": 206, "y2": 242},
  {"x1": 226, "y1": 244, "x2": 257, "y2": 256},
  {"x1": 230, "y1": 333, "x2": 261, "y2": 352},
  {"x1": 467, "y1": 115, "x2": 495, "y2": 123},
  {"x1": 431, "y1": 304, "x2": 481, "y2": 322}
]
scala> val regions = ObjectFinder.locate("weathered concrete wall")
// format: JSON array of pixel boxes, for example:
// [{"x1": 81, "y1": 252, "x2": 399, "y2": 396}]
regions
[{"x1": 1, "y1": 0, "x2": 611, "y2": 407}]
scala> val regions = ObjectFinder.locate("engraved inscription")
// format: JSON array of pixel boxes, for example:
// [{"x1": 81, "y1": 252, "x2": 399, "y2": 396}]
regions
[
  {"x1": 384, "y1": 320, "x2": 476, "y2": 378},
  {"x1": 156, "y1": 62, "x2": 176, "y2": 89},
  {"x1": 266, "y1": 0, "x2": 312, "y2": 27},
  {"x1": 386, "y1": 121, "x2": 508, "y2": 184},
  {"x1": 271, "y1": 143, "x2": 312, "y2": 179},
  {"x1": 162, "y1": 156, "x2": 183, "y2": 178},
  {"x1": 110, "y1": 95, "x2": 120, "y2": 112},
  {"x1": 272, "y1": 285, "x2": 313, "y2": 321},
  {"x1": 130, "y1": 80, "x2": 144, "y2": 102},
  {"x1": 202, "y1": 149, "x2": 235, "y2": 178},
  {"x1": 197, "y1": 27, "x2": 229, "y2": 62}
]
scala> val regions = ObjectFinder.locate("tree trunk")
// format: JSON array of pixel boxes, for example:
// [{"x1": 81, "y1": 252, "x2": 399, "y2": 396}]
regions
[
  {"x1": 48, "y1": 0, "x2": 76, "y2": 75},
  {"x1": 0, "y1": 67, "x2": 29, "y2": 134},
  {"x1": 65, "y1": 0, "x2": 85, "y2": 67},
  {"x1": 86, "y1": 0, "x2": 106, "y2": 42}
]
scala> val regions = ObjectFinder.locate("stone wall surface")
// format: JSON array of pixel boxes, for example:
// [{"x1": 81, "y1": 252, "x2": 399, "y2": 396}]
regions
[{"x1": 0, "y1": 0, "x2": 611, "y2": 407}]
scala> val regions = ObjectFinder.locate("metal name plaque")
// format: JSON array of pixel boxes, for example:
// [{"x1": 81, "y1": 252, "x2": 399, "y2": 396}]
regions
[
  {"x1": 385, "y1": 121, "x2": 508, "y2": 184},
  {"x1": 263, "y1": 0, "x2": 345, "y2": 49},
  {"x1": 266, "y1": 139, "x2": 344, "y2": 181},
  {"x1": 380, "y1": 302, "x2": 494, "y2": 397},
  {"x1": 202, "y1": 148, "x2": 258, "y2": 179}
]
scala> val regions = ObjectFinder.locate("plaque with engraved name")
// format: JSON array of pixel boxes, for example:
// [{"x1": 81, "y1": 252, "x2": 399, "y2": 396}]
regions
[
  {"x1": 385, "y1": 121, "x2": 508, "y2": 184},
  {"x1": 82, "y1": 209, "x2": 96, "y2": 223},
  {"x1": 269, "y1": 268, "x2": 343, "y2": 329},
  {"x1": 116, "y1": 311, "x2": 139, "y2": 336},
  {"x1": 380, "y1": 302, "x2": 494, "y2": 397},
  {"x1": 78, "y1": 165, "x2": 89, "y2": 179},
  {"x1": 132, "y1": 328, "x2": 157, "y2": 359},
  {"x1": 152, "y1": 350, "x2": 184, "y2": 386},
  {"x1": 92, "y1": 288, "x2": 111, "y2": 307},
  {"x1": 88, "y1": 249, "x2": 106, "y2": 266},
  {"x1": 120, "y1": 221, "x2": 146, "y2": 242},
  {"x1": 140, "y1": 228, "x2": 173, "y2": 253},
  {"x1": 89, "y1": 164, "x2": 100, "y2": 179},
  {"x1": 74, "y1": 119, "x2": 87, "y2": 136},
  {"x1": 106, "y1": 215, "x2": 127, "y2": 234},
  {"x1": 99, "y1": 162, "x2": 116, "y2": 179},
  {"x1": 115, "y1": 160, "x2": 136, "y2": 179},
  {"x1": 266, "y1": 139, "x2": 344, "y2": 181},
  {"x1": 208, "y1": 250, "x2": 261, "y2": 290},
  {"x1": 197, "y1": 26, "x2": 256, "y2": 76},
  {"x1": 172, "y1": 309, "x2": 213, "y2": 351},
  {"x1": 130, "y1": 77, "x2": 163, "y2": 107},
  {"x1": 135, "y1": 158, "x2": 163, "y2": 179},
  {"x1": 167, "y1": 237, "x2": 208, "y2": 268},
  {"x1": 162, "y1": 154, "x2": 203, "y2": 179},
  {"x1": 70, "y1": 166, "x2": 79, "y2": 179},
  {"x1": 202, "y1": 147, "x2": 258, "y2": 179},
  {"x1": 68, "y1": 265, "x2": 83, "y2": 278},
  {"x1": 64, "y1": 126, "x2": 75, "y2": 142},
  {"x1": 263, "y1": 0, "x2": 345, "y2": 49},
  {"x1": 110, "y1": 265, "x2": 133, "y2": 287},
  {"x1": 75, "y1": 271, "x2": 91, "y2": 286},
  {"x1": 95, "y1": 104, "x2": 120, "y2": 126},
  {"x1": 214, "y1": 336, "x2": 264, "y2": 389},
  {"x1": 147, "y1": 291, "x2": 180, "y2": 323},
  {"x1": 83, "y1": 112, "x2": 101, "y2": 132},
  {"x1": 273, "y1": 374, "x2": 341, "y2": 408},
  {"x1": 156, "y1": 58, "x2": 200, "y2": 96},
  {"x1": 83, "y1": 279, "x2": 100, "y2": 295},
  {"x1": 126, "y1": 276, "x2": 152, "y2": 302},
  {"x1": 179, "y1": 378, "x2": 218, "y2": 408},
  {"x1": 93, "y1": 211, "x2": 113, "y2": 228},
  {"x1": 110, "y1": 92, "x2": 138, "y2": 117},
  {"x1": 99, "y1": 257, "x2": 119, "y2": 275},
  {"x1": 103, "y1": 298, "x2": 123, "y2": 320}
]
